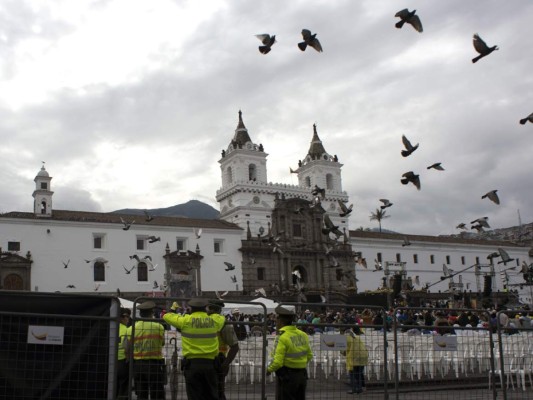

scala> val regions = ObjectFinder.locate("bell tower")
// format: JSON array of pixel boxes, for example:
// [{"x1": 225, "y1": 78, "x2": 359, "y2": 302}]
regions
[{"x1": 32, "y1": 163, "x2": 54, "y2": 218}]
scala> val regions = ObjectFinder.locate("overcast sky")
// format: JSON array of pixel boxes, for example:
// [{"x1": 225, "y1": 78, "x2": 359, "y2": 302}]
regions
[{"x1": 1, "y1": 0, "x2": 532, "y2": 236}]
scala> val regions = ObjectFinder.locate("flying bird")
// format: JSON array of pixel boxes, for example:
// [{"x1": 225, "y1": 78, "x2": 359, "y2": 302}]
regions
[
  {"x1": 215, "y1": 290, "x2": 228, "y2": 299},
  {"x1": 471, "y1": 224, "x2": 485, "y2": 233},
  {"x1": 482, "y1": 190, "x2": 500, "y2": 205},
  {"x1": 427, "y1": 163, "x2": 444, "y2": 171},
  {"x1": 414, "y1": 276, "x2": 420, "y2": 286},
  {"x1": 224, "y1": 262, "x2": 236, "y2": 271},
  {"x1": 487, "y1": 252, "x2": 500, "y2": 261},
  {"x1": 520, "y1": 112, "x2": 533, "y2": 125},
  {"x1": 456, "y1": 223, "x2": 467, "y2": 230},
  {"x1": 153, "y1": 280, "x2": 159, "y2": 289},
  {"x1": 401, "y1": 171, "x2": 421, "y2": 190},
  {"x1": 395, "y1": 9, "x2": 423, "y2": 32},
  {"x1": 373, "y1": 259, "x2": 382, "y2": 271},
  {"x1": 249, "y1": 256, "x2": 256, "y2": 264},
  {"x1": 379, "y1": 199, "x2": 393, "y2": 209},
  {"x1": 148, "y1": 236, "x2": 161, "y2": 243},
  {"x1": 298, "y1": 29, "x2": 323, "y2": 52},
  {"x1": 120, "y1": 217, "x2": 135, "y2": 231},
  {"x1": 123, "y1": 265, "x2": 135, "y2": 274},
  {"x1": 62, "y1": 259, "x2": 70, "y2": 268},
  {"x1": 322, "y1": 214, "x2": 343, "y2": 238},
  {"x1": 402, "y1": 236, "x2": 411, "y2": 247},
  {"x1": 312, "y1": 184, "x2": 326, "y2": 198},
  {"x1": 272, "y1": 244, "x2": 285, "y2": 256},
  {"x1": 144, "y1": 210, "x2": 154, "y2": 222},
  {"x1": 289, "y1": 167, "x2": 298, "y2": 174},
  {"x1": 401, "y1": 135, "x2": 419, "y2": 157},
  {"x1": 66, "y1": 284, "x2": 76, "y2": 288},
  {"x1": 193, "y1": 228, "x2": 202, "y2": 239},
  {"x1": 472, "y1": 34, "x2": 498, "y2": 63},
  {"x1": 442, "y1": 264, "x2": 453, "y2": 277},
  {"x1": 94, "y1": 284, "x2": 100, "y2": 292},
  {"x1": 471, "y1": 217, "x2": 490, "y2": 228},
  {"x1": 338, "y1": 200, "x2": 353, "y2": 217},
  {"x1": 230, "y1": 275, "x2": 237, "y2": 283},
  {"x1": 149, "y1": 264, "x2": 158, "y2": 272},
  {"x1": 255, "y1": 34, "x2": 276, "y2": 54},
  {"x1": 254, "y1": 287, "x2": 267, "y2": 297},
  {"x1": 497, "y1": 248, "x2": 515, "y2": 265}
]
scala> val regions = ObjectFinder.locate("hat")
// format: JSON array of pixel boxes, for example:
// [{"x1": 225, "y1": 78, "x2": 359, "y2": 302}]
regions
[
  {"x1": 275, "y1": 305, "x2": 295, "y2": 316},
  {"x1": 232, "y1": 308, "x2": 240, "y2": 314},
  {"x1": 137, "y1": 301, "x2": 156, "y2": 310},
  {"x1": 304, "y1": 309, "x2": 311, "y2": 313},
  {"x1": 188, "y1": 298, "x2": 208, "y2": 308},
  {"x1": 209, "y1": 299, "x2": 225, "y2": 308}
]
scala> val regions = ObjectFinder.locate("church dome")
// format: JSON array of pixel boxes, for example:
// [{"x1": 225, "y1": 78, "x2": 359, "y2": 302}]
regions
[{"x1": 36, "y1": 166, "x2": 49, "y2": 177}]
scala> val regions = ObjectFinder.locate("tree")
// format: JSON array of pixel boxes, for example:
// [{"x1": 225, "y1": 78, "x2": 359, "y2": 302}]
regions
[{"x1": 369, "y1": 208, "x2": 390, "y2": 233}]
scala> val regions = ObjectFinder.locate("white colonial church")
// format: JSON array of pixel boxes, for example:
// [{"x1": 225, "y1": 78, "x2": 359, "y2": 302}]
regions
[{"x1": 0, "y1": 111, "x2": 531, "y2": 305}]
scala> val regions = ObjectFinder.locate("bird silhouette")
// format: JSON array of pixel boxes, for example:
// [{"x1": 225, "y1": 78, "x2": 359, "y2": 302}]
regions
[
  {"x1": 379, "y1": 199, "x2": 393, "y2": 209},
  {"x1": 427, "y1": 163, "x2": 444, "y2": 171},
  {"x1": 215, "y1": 290, "x2": 228, "y2": 299},
  {"x1": 401, "y1": 171, "x2": 421, "y2": 190},
  {"x1": 272, "y1": 244, "x2": 285, "y2": 256},
  {"x1": 322, "y1": 214, "x2": 343, "y2": 238},
  {"x1": 471, "y1": 217, "x2": 490, "y2": 229},
  {"x1": 123, "y1": 265, "x2": 135, "y2": 274},
  {"x1": 254, "y1": 287, "x2": 267, "y2": 297},
  {"x1": 94, "y1": 284, "x2": 100, "y2": 292},
  {"x1": 153, "y1": 280, "x2": 159, "y2": 289},
  {"x1": 66, "y1": 284, "x2": 76, "y2": 288},
  {"x1": 402, "y1": 236, "x2": 411, "y2": 247},
  {"x1": 520, "y1": 112, "x2": 533, "y2": 125},
  {"x1": 312, "y1": 184, "x2": 326, "y2": 199},
  {"x1": 372, "y1": 259, "x2": 381, "y2": 271},
  {"x1": 327, "y1": 255, "x2": 340, "y2": 268},
  {"x1": 497, "y1": 248, "x2": 514, "y2": 265},
  {"x1": 120, "y1": 217, "x2": 135, "y2": 231},
  {"x1": 224, "y1": 262, "x2": 236, "y2": 271},
  {"x1": 401, "y1": 135, "x2": 419, "y2": 157},
  {"x1": 456, "y1": 223, "x2": 467, "y2": 230},
  {"x1": 298, "y1": 29, "x2": 323, "y2": 52},
  {"x1": 338, "y1": 200, "x2": 353, "y2": 217},
  {"x1": 472, "y1": 34, "x2": 498, "y2": 63},
  {"x1": 289, "y1": 167, "x2": 298, "y2": 174},
  {"x1": 149, "y1": 264, "x2": 158, "y2": 272},
  {"x1": 148, "y1": 236, "x2": 161, "y2": 243},
  {"x1": 62, "y1": 259, "x2": 70, "y2": 268},
  {"x1": 144, "y1": 210, "x2": 154, "y2": 222},
  {"x1": 487, "y1": 252, "x2": 500, "y2": 261},
  {"x1": 193, "y1": 228, "x2": 202, "y2": 239},
  {"x1": 442, "y1": 264, "x2": 453, "y2": 277},
  {"x1": 230, "y1": 275, "x2": 237, "y2": 283},
  {"x1": 395, "y1": 9, "x2": 423, "y2": 32},
  {"x1": 256, "y1": 34, "x2": 276, "y2": 54},
  {"x1": 471, "y1": 224, "x2": 485, "y2": 233},
  {"x1": 249, "y1": 256, "x2": 256, "y2": 264},
  {"x1": 482, "y1": 190, "x2": 500, "y2": 205}
]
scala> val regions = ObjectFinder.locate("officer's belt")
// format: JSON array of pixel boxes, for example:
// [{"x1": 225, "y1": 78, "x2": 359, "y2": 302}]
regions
[
  {"x1": 284, "y1": 350, "x2": 308, "y2": 358},
  {"x1": 181, "y1": 332, "x2": 217, "y2": 338}
]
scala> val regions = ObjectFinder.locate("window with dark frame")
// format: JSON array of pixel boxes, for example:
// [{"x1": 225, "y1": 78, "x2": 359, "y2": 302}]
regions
[
  {"x1": 413, "y1": 254, "x2": 418, "y2": 264},
  {"x1": 137, "y1": 238, "x2": 145, "y2": 251},
  {"x1": 430, "y1": 255, "x2": 435, "y2": 264},
  {"x1": 293, "y1": 223, "x2": 302, "y2": 237},
  {"x1": 476, "y1": 257, "x2": 480, "y2": 264},
  {"x1": 40, "y1": 182, "x2": 47, "y2": 189},
  {"x1": 93, "y1": 235, "x2": 103, "y2": 249},
  {"x1": 396, "y1": 253, "x2": 401, "y2": 262},
  {"x1": 7, "y1": 241, "x2": 20, "y2": 251},
  {"x1": 257, "y1": 267, "x2": 265, "y2": 280},
  {"x1": 94, "y1": 261, "x2": 105, "y2": 282},
  {"x1": 461, "y1": 256, "x2": 465, "y2": 265},
  {"x1": 137, "y1": 262, "x2": 148, "y2": 282},
  {"x1": 446, "y1": 255, "x2": 451, "y2": 264},
  {"x1": 377, "y1": 252, "x2": 382, "y2": 262}
]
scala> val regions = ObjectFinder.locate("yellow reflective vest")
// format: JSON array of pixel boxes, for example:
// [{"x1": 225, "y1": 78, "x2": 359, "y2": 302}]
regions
[
  {"x1": 164, "y1": 311, "x2": 225, "y2": 359},
  {"x1": 118, "y1": 323, "x2": 128, "y2": 361},
  {"x1": 267, "y1": 325, "x2": 313, "y2": 372},
  {"x1": 345, "y1": 332, "x2": 368, "y2": 371},
  {"x1": 126, "y1": 321, "x2": 165, "y2": 360}
]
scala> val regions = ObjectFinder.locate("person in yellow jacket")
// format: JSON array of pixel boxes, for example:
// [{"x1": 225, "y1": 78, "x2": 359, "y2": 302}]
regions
[
  {"x1": 116, "y1": 308, "x2": 131, "y2": 400},
  {"x1": 163, "y1": 298, "x2": 226, "y2": 400},
  {"x1": 126, "y1": 301, "x2": 165, "y2": 400},
  {"x1": 267, "y1": 305, "x2": 313, "y2": 400},
  {"x1": 343, "y1": 325, "x2": 368, "y2": 394}
]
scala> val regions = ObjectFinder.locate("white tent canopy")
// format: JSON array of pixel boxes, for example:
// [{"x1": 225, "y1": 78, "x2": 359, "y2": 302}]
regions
[{"x1": 221, "y1": 297, "x2": 295, "y2": 315}]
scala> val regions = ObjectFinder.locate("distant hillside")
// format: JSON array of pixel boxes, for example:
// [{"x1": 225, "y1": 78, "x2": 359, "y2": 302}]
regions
[{"x1": 113, "y1": 200, "x2": 220, "y2": 220}]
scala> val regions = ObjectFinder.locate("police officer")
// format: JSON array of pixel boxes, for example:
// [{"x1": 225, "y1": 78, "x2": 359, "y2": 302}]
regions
[
  {"x1": 163, "y1": 298, "x2": 226, "y2": 400},
  {"x1": 116, "y1": 308, "x2": 131, "y2": 400},
  {"x1": 207, "y1": 299, "x2": 239, "y2": 400},
  {"x1": 126, "y1": 301, "x2": 165, "y2": 400},
  {"x1": 267, "y1": 306, "x2": 313, "y2": 400}
]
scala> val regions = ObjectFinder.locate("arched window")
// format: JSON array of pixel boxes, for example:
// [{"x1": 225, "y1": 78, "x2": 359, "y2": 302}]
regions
[
  {"x1": 3, "y1": 273, "x2": 23, "y2": 290},
  {"x1": 94, "y1": 261, "x2": 105, "y2": 282},
  {"x1": 248, "y1": 164, "x2": 257, "y2": 181},
  {"x1": 137, "y1": 262, "x2": 148, "y2": 282},
  {"x1": 41, "y1": 200, "x2": 47, "y2": 214},
  {"x1": 227, "y1": 167, "x2": 233, "y2": 184},
  {"x1": 305, "y1": 177, "x2": 311, "y2": 187},
  {"x1": 326, "y1": 173, "x2": 333, "y2": 190}
]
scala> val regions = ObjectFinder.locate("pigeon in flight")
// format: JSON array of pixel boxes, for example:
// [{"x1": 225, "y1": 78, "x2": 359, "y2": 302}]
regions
[
  {"x1": 254, "y1": 287, "x2": 267, "y2": 297},
  {"x1": 94, "y1": 284, "x2": 100, "y2": 292},
  {"x1": 312, "y1": 184, "x2": 326, "y2": 199},
  {"x1": 373, "y1": 259, "x2": 382, "y2": 271},
  {"x1": 293, "y1": 205, "x2": 306, "y2": 215},
  {"x1": 472, "y1": 34, "x2": 498, "y2": 63},
  {"x1": 144, "y1": 210, "x2": 154, "y2": 222},
  {"x1": 442, "y1": 264, "x2": 453, "y2": 277},
  {"x1": 401, "y1": 135, "x2": 419, "y2": 157},
  {"x1": 427, "y1": 163, "x2": 444, "y2": 171},
  {"x1": 289, "y1": 167, "x2": 298, "y2": 174},
  {"x1": 520, "y1": 112, "x2": 533, "y2": 125},
  {"x1": 194, "y1": 228, "x2": 202, "y2": 239},
  {"x1": 256, "y1": 34, "x2": 276, "y2": 54},
  {"x1": 482, "y1": 190, "x2": 500, "y2": 205},
  {"x1": 123, "y1": 265, "x2": 135, "y2": 274},
  {"x1": 401, "y1": 171, "x2": 421, "y2": 190},
  {"x1": 224, "y1": 262, "x2": 236, "y2": 271},
  {"x1": 471, "y1": 224, "x2": 485, "y2": 233},
  {"x1": 298, "y1": 29, "x2": 323, "y2": 52},
  {"x1": 322, "y1": 214, "x2": 343, "y2": 238},
  {"x1": 249, "y1": 256, "x2": 256, "y2": 264},
  {"x1": 471, "y1": 217, "x2": 490, "y2": 228},
  {"x1": 456, "y1": 223, "x2": 467, "y2": 230},
  {"x1": 497, "y1": 248, "x2": 515, "y2": 265},
  {"x1": 66, "y1": 284, "x2": 76, "y2": 288},
  {"x1": 148, "y1": 236, "x2": 161, "y2": 243},
  {"x1": 149, "y1": 264, "x2": 158, "y2": 272},
  {"x1": 487, "y1": 252, "x2": 500, "y2": 261},
  {"x1": 338, "y1": 200, "x2": 353, "y2": 217},
  {"x1": 215, "y1": 290, "x2": 228, "y2": 299},
  {"x1": 230, "y1": 275, "x2": 237, "y2": 283},
  {"x1": 379, "y1": 199, "x2": 393, "y2": 209},
  {"x1": 153, "y1": 281, "x2": 159, "y2": 289},
  {"x1": 402, "y1": 236, "x2": 411, "y2": 247},
  {"x1": 62, "y1": 259, "x2": 70, "y2": 268},
  {"x1": 395, "y1": 9, "x2": 423, "y2": 33},
  {"x1": 120, "y1": 217, "x2": 135, "y2": 231}
]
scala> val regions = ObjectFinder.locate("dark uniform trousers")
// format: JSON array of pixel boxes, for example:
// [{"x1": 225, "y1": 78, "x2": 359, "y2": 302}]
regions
[
  {"x1": 116, "y1": 359, "x2": 129, "y2": 399},
  {"x1": 133, "y1": 359, "x2": 165, "y2": 400},
  {"x1": 275, "y1": 367, "x2": 307, "y2": 400},
  {"x1": 182, "y1": 358, "x2": 219, "y2": 400}
]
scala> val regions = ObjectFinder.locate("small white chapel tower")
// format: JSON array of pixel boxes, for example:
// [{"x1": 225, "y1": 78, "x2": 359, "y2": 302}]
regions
[{"x1": 32, "y1": 164, "x2": 54, "y2": 217}]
